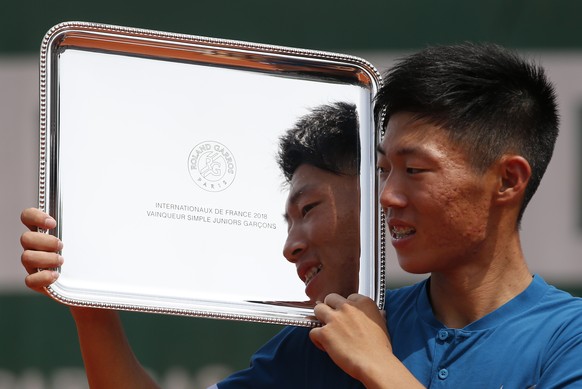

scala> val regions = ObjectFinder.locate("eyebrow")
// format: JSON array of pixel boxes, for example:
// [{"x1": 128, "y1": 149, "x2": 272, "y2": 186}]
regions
[{"x1": 287, "y1": 187, "x2": 305, "y2": 206}]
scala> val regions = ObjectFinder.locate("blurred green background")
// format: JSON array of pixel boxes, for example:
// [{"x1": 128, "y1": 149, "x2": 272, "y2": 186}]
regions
[
  {"x1": 1, "y1": 1, "x2": 581, "y2": 388},
  {"x1": 3, "y1": 0, "x2": 582, "y2": 53},
  {"x1": 5, "y1": 0, "x2": 582, "y2": 53}
]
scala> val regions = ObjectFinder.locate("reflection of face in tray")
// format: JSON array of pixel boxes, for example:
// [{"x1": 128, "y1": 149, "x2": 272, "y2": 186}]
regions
[{"x1": 284, "y1": 164, "x2": 360, "y2": 303}]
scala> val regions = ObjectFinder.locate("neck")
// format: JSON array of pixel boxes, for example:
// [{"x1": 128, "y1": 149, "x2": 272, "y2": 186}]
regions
[{"x1": 428, "y1": 233, "x2": 532, "y2": 329}]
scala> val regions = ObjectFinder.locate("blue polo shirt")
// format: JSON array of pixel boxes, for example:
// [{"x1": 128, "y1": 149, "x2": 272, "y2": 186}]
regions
[
  {"x1": 216, "y1": 275, "x2": 582, "y2": 388},
  {"x1": 387, "y1": 275, "x2": 582, "y2": 388}
]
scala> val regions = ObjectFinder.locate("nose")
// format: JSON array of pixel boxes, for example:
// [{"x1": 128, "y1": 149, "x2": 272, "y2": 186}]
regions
[
  {"x1": 379, "y1": 173, "x2": 407, "y2": 211},
  {"x1": 283, "y1": 225, "x2": 307, "y2": 263}
]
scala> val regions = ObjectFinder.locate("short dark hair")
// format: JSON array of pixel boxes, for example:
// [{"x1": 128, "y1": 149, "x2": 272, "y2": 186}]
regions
[
  {"x1": 374, "y1": 42, "x2": 559, "y2": 222},
  {"x1": 277, "y1": 102, "x2": 360, "y2": 183}
]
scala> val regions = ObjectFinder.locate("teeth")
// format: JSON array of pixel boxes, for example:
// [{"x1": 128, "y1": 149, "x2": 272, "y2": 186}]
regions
[
  {"x1": 304, "y1": 265, "x2": 322, "y2": 285},
  {"x1": 391, "y1": 225, "x2": 415, "y2": 239}
]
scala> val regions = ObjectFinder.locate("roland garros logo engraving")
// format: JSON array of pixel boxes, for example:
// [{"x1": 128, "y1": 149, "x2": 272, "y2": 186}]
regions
[{"x1": 188, "y1": 141, "x2": 237, "y2": 192}]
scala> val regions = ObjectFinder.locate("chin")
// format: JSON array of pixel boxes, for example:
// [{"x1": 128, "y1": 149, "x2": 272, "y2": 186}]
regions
[
  {"x1": 397, "y1": 258, "x2": 430, "y2": 275},
  {"x1": 310, "y1": 290, "x2": 332, "y2": 303}
]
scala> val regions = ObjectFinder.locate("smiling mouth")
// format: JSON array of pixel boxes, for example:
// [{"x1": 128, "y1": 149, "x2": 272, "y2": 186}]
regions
[
  {"x1": 304, "y1": 265, "x2": 322, "y2": 285},
  {"x1": 390, "y1": 225, "x2": 416, "y2": 240}
]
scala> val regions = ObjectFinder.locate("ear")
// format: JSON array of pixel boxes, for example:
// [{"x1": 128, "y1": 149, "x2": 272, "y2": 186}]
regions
[{"x1": 496, "y1": 155, "x2": 531, "y2": 203}]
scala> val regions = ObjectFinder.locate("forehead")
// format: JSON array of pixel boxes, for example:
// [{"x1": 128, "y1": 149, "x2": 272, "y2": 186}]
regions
[
  {"x1": 285, "y1": 164, "x2": 358, "y2": 205},
  {"x1": 287, "y1": 165, "x2": 336, "y2": 202},
  {"x1": 379, "y1": 112, "x2": 460, "y2": 158}
]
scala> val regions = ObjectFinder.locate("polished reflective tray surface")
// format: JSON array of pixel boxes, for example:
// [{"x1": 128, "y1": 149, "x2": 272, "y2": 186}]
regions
[{"x1": 39, "y1": 21, "x2": 384, "y2": 326}]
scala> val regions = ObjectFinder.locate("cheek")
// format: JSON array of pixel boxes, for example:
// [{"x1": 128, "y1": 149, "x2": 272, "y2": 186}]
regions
[
  {"x1": 312, "y1": 207, "x2": 359, "y2": 244},
  {"x1": 334, "y1": 213, "x2": 361, "y2": 264},
  {"x1": 306, "y1": 213, "x2": 336, "y2": 243},
  {"x1": 320, "y1": 211, "x2": 360, "y2": 268},
  {"x1": 434, "y1": 184, "x2": 491, "y2": 241}
]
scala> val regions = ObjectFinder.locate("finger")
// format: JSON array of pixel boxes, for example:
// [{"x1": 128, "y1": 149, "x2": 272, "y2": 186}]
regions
[
  {"x1": 21, "y1": 250, "x2": 64, "y2": 274},
  {"x1": 313, "y1": 301, "x2": 334, "y2": 324},
  {"x1": 20, "y1": 230, "x2": 63, "y2": 252},
  {"x1": 323, "y1": 293, "x2": 348, "y2": 309},
  {"x1": 24, "y1": 269, "x2": 60, "y2": 293},
  {"x1": 347, "y1": 293, "x2": 370, "y2": 303},
  {"x1": 308, "y1": 327, "x2": 326, "y2": 352},
  {"x1": 346, "y1": 293, "x2": 382, "y2": 315},
  {"x1": 21, "y1": 208, "x2": 56, "y2": 231}
]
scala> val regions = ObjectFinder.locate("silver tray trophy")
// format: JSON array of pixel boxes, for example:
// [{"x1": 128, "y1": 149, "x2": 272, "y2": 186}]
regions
[{"x1": 39, "y1": 21, "x2": 385, "y2": 327}]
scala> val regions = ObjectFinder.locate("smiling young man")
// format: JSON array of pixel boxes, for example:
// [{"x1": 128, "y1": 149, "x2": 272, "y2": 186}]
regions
[
  {"x1": 283, "y1": 163, "x2": 360, "y2": 303},
  {"x1": 20, "y1": 44, "x2": 582, "y2": 388},
  {"x1": 309, "y1": 43, "x2": 582, "y2": 388},
  {"x1": 279, "y1": 102, "x2": 361, "y2": 304}
]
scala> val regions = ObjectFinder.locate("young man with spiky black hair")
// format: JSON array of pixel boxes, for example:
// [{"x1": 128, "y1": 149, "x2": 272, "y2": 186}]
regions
[
  {"x1": 21, "y1": 44, "x2": 582, "y2": 388},
  {"x1": 310, "y1": 43, "x2": 582, "y2": 388}
]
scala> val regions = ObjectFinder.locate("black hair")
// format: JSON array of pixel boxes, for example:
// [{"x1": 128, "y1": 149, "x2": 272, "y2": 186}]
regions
[
  {"x1": 374, "y1": 42, "x2": 559, "y2": 222},
  {"x1": 277, "y1": 102, "x2": 360, "y2": 183}
]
